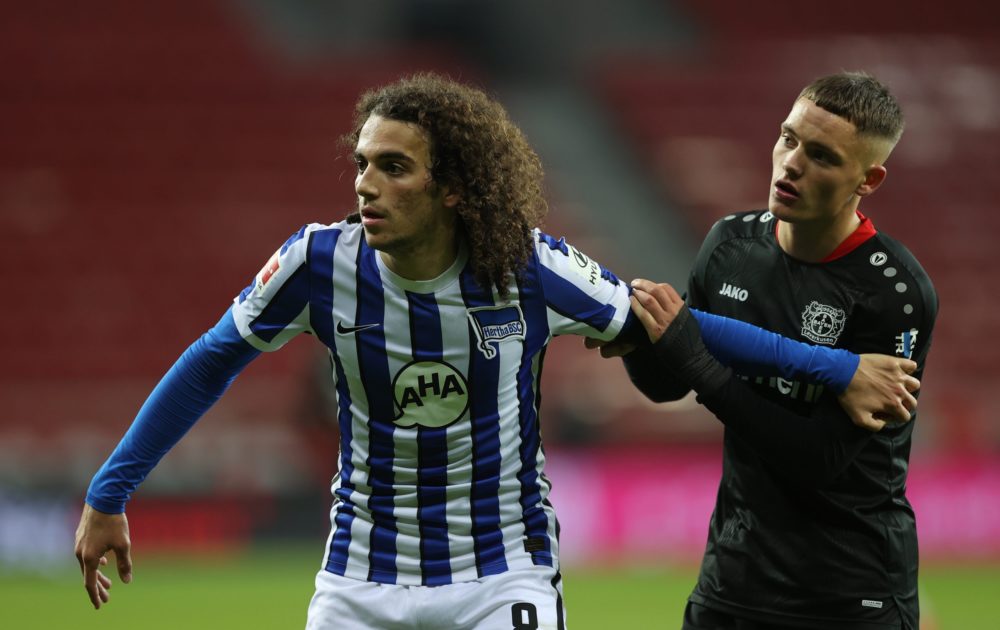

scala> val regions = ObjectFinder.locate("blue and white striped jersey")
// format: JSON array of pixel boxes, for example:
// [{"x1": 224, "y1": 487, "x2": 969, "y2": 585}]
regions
[{"x1": 231, "y1": 221, "x2": 634, "y2": 586}]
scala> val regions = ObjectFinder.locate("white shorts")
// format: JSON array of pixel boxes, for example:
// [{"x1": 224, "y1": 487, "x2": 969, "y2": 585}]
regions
[{"x1": 305, "y1": 565, "x2": 566, "y2": 630}]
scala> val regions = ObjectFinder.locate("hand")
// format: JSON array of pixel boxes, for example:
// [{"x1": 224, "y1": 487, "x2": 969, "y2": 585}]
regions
[
  {"x1": 583, "y1": 336, "x2": 636, "y2": 358},
  {"x1": 837, "y1": 354, "x2": 920, "y2": 432},
  {"x1": 74, "y1": 503, "x2": 133, "y2": 609},
  {"x1": 628, "y1": 278, "x2": 685, "y2": 343}
]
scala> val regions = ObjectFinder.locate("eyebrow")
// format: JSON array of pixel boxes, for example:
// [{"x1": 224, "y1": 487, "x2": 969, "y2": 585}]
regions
[
  {"x1": 353, "y1": 150, "x2": 417, "y2": 164},
  {"x1": 781, "y1": 123, "x2": 842, "y2": 161}
]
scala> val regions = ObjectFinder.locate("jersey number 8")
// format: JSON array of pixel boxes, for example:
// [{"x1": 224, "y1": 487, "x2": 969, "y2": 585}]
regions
[{"x1": 511, "y1": 602, "x2": 538, "y2": 630}]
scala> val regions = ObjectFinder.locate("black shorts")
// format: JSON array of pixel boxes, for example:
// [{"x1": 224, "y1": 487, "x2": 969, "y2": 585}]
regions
[
  {"x1": 682, "y1": 601, "x2": 807, "y2": 630},
  {"x1": 682, "y1": 601, "x2": 907, "y2": 630}
]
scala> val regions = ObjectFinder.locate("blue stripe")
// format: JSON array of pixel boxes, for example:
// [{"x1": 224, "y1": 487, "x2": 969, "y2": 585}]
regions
[
  {"x1": 539, "y1": 264, "x2": 618, "y2": 332},
  {"x1": 407, "y1": 291, "x2": 453, "y2": 585},
  {"x1": 248, "y1": 264, "x2": 309, "y2": 342},
  {"x1": 308, "y1": 229, "x2": 340, "y2": 347},
  {"x1": 356, "y1": 242, "x2": 398, "y2": 584},
  {"x1": 536, "y1": 232, "x2": 570, "y2": 256},
  {"x1": 514, "y1": 264, "x2": 554, "y2": 566},
  {"x1": 408, "y1": 292, "x2": 442, "y2": 363},
  {"x1": 326, "y1": 348, "x2": 358, "y2": 576},
  {"x1": 304, "y1": 229, "x2": 356, "y2": 576},
  {"x1": 536, "y1": 232, "x2": 620, "y2": 287},
  {"x1": 238, "y1": 225, "x2": 312, "y2": 305},
  {"x1": 459, "y1": 269, "x2": 508, "y2": 578},
  {"x1": 279, "y1": 225, "x2": 310, "y2": 255}
]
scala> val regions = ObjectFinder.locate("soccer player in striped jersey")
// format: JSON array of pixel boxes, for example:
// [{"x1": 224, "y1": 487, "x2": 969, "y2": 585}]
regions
[{"x1": 74, "y1": 74, "x2": 919, "y2": 629}]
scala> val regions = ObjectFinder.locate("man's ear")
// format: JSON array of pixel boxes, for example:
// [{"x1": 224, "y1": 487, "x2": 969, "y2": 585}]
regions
[
  {"x1": 857, "y1": 165, "x2": 887, "y2": 198},
  {"x1": 442, "y1": 187, "x2": 462, "y2": 208}
]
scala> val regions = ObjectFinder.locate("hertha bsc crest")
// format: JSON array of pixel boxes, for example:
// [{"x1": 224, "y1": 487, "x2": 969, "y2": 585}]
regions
[{"x1": 800, "y1": 301, "x2": 846, "y2": 345}]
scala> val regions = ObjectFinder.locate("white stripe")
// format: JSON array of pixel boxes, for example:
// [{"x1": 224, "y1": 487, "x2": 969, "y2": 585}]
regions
[{"x1": 440, "y1": 287, "x2": 477, "y2": 582}]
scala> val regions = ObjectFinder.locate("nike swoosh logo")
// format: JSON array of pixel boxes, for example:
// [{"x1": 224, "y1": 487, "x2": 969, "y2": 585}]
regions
[{"x1": 336, "y1": 321, "x2": 381, "y2": 335}]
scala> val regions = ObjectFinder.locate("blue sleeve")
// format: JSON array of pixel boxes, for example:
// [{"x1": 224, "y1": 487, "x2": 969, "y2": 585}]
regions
[
  {"x1": 85, "y1": 309, "x2": 261, "y2": 513},
  {"x1": 689, "y1": 308, "x2": 859, "y2": 393}
]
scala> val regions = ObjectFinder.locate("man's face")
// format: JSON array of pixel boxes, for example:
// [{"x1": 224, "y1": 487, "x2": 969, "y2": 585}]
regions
[
  {"x1": 354, "y1": 115, "x2": 458, "y2": 263},
  {"x1": 769, "y1": 98, "x2": 873, "y2": 225}
]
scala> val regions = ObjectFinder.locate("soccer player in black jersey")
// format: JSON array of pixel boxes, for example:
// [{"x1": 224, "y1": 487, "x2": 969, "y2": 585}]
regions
[{"x1": 618, "y1": 73, "x2": 937, "y2": 629}]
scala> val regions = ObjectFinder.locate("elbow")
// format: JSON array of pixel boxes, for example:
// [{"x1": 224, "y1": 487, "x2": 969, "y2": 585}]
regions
[
  {"x1": 621, "y1": 352, "x2": 692, "y2": 403},
  {"x1": 629, "y1": 378, "x2": 691, "y2": 403},
  {"x1": 643, "y1": 388, "x2": 690, "y2": 404}
]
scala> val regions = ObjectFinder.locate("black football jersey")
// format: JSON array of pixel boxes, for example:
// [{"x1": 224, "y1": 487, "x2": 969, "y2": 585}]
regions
[{"x1": 686, "y1": 210, "x2": 938, "y2": 629}]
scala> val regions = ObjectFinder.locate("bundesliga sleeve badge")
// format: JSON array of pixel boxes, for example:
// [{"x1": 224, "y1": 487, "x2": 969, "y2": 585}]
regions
[{"x1": 255, "y1": 250, "x2": 281, "y2": 296}]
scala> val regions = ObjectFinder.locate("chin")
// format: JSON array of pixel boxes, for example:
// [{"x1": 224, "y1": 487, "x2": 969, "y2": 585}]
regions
[
  {"x1": 362, "y1": 228, "x2": 387, "y2": 249},
  {"x1": 767, "y1": 204, "x2": 792, "y2": 221}
]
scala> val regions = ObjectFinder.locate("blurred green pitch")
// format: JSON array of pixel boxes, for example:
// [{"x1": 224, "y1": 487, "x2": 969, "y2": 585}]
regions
[{"x1": 3, "y1": 546, "x2": 999, "y2": 628}]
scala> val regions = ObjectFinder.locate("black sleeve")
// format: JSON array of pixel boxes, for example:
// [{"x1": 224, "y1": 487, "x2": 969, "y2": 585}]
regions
[
  {"x1": 695, "y1": 379, "x2": 872, "y2": 488},
  {"x1": 650, "y1": 303, "x2": 873, "y2": 488},
  {"x1": 621, "y1": 344, "x2": 692, "y2": 403},
  {"x1": 615, "y1": 308, "x2": 652, "y2": 347}
]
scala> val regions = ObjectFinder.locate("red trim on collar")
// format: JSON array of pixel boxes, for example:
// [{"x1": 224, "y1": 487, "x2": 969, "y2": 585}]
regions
[{"x1": 773, "y1": 210, "x2": 877, "y2": 262}]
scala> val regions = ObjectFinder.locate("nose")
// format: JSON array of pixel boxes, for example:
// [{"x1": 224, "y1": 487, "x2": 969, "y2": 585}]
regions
[
  {"x1": 781, "y1": 146, "x2": 804, "y2": 179},
  {"x1": 355, "y1": 167, "x2": 378, "y2": 201}
]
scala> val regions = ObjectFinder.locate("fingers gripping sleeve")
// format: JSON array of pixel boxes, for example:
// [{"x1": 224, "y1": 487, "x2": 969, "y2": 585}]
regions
[{"x1": 85, "y1": 309, "x2": 260, "y2": 513}]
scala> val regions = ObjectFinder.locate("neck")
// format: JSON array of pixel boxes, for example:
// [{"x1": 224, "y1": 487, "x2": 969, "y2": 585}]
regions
[
  {"x1": 777, "y1": 209, "x2": 861, "y2": 263},
  {"x1": 379, "y1": 236, "x2": 461, "y2": 281}
]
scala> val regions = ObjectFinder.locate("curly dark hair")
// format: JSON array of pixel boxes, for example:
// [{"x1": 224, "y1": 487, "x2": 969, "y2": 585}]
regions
[{"x1": 343, "y1": 73, "x2": 547, "y2": 299}]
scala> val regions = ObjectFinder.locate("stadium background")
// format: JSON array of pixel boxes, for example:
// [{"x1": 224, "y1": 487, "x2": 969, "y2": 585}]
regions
[{"x1": 2, "y1": 0, "x2": 999, "y2": 627}]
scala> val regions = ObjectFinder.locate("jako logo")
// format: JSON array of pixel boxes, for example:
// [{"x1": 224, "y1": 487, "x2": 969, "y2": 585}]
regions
[
  {"x1": 719, "y1": 282, "x2": 749, "y2": 302},
  {"x1": 391, "y1": 361, "x2": 469, "y2": 429}
]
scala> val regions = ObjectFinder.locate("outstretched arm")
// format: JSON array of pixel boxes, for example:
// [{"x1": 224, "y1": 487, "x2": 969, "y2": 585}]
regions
[
  {"x1": 629, "y1": 279, "x2": 918, "y2": 429},
  {"x1": 75, "y1": 308, "x2": 259, "y2": 609},
  {"x1": 628, "y1": 282, "x2": 922, "y2": 485}
]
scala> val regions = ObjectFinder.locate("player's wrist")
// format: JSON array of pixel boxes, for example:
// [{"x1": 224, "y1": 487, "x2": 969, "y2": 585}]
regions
[
  {"x1": 652, "y1": 305, "x2": 731, "y2": 393},
  {"x1": 84, "y1": 494, "x2": 127, "y2": 515}
]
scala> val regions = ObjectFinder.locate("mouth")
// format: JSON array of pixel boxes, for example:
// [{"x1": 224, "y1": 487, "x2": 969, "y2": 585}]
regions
[
  {"x1": 772, "y1": 179, "x2": 800, "y2": 203},
  {"x1": 360, "y1": 205, "x2": 386, "y2": 227}
]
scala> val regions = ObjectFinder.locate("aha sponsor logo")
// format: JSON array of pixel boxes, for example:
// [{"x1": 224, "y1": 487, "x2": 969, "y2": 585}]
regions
[
  {"x1": 391, "y1": 361, "x2": 469, "y2": 429},
  {"x1": 800, "y1": 301, "x2": 846, "y2": 346},
  {"x1": 718, "y1": 282, "x2": 749, "y2": 302},
  {"x1": 466, "y1": 305, "x2": 526, "y2": 359}
]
